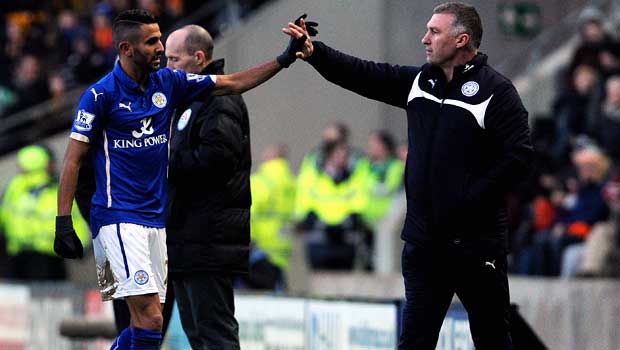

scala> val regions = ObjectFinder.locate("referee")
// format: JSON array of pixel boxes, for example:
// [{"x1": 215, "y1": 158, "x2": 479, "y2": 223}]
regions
[{"x1": 285, "y1": 3, "x2": 533, "y2": 349}]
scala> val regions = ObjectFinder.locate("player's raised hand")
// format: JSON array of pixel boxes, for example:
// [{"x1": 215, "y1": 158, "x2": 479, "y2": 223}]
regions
[
  {"x1": 54, "y1": 215, "x2": 84, "y2": 259},
  {"x1": 283, "y1": 14, "x2": 316, "y2": 59},
  {"x1": 277, "y1": 31, "x2": 307, "y2": 68}
]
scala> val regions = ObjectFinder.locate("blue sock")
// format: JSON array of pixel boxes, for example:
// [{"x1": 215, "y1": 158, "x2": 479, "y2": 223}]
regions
[
  {"x1": 110, "y1": 327, "x2": 131, "y2": 350},
  {"x1": 131, "y1": 327, "x2": 162, "y2": 350}
]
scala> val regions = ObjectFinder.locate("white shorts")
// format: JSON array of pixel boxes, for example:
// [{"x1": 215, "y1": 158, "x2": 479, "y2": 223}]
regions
[{"x1": 93, "y1": 223, "x2": 167, "y2": 303}]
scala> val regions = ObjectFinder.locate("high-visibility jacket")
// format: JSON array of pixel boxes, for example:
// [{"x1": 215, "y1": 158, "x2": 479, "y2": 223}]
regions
[
  {"x1": 250, "y1": 158, "x2": 296, "y2": 269},
  {"x1": 0, "y1": 171, "x2": 90, "y2": 256},
  {"x1": 295, "y1": 152, "x2": 370, "y2": 226},
  {"x1": 362, "y1": 157, "x2": 405, "y2": 228},
  {"x1": 294, "y1": 148, "x2": 366, "y2": 220}
]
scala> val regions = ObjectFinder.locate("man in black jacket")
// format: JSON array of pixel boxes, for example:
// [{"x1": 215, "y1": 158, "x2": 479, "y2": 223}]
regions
[
  {"x1": 285, "y1": 3, "x2": 533, "y2": 350},
  {"x1": 165, "y1": 25, "x2": 250, "y2": 350}
]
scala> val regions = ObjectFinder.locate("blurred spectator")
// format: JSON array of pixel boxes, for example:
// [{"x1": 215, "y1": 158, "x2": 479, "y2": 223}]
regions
[
  {"x1": 574, "y1": 170, "x2": 620, "y2": 277},
  {"x1": 361, "y1": 130, "x2": 404, "y2": 229},
  {"x1": 138, "y1": 0, "x2": 176, "y2": 33},
  {"x1": 242, "y1": 144, "x2": 296, "y2": 290},
  {"x1": 108, "y1": 0, "x2": 131, "y2": 14},
  {"x1": 0, "y1": 87, "x2": 17, "y2": 116},
  {"x1": 295, "y1": 122, "x2": 365, "y2": 221},
  {"x1": 92, "y1": 1, "x2": 116, "y2": 21},
  {"x1": 0, "y1": 145, "x2": 89, "y2": 280},
  {"x1": 511, "y1": 166, "x2": 558, "y2": 274},
  {"x1": 92, "y1": 10, "x2": 113, "y2": 53},
  {"x1": 550, "y1": 65, "x2": 601, "y2": 166},
  {"x1": 593, "y1": 76, "x2": 620, "y2": 162},
  {"x1": 57, "y1": 9, "x2": 89, "y2": 59},
  {"x1": 65, "y1": 34, "x2": 108, "y2": 85},
  {"x1": 4, "y1": 12, "x2": 28, "y2": 60},
  {"x1": 165, "y1": 0, "x2": 184, "y2": 20},
  {"x1": 45, "y1": 71, "x2": 68, "y2": 122},
  {"x1": 296, "y1": 140, "x2": 370, "y2": 270},
  {"x1": 568, "y1": 9, "x2": 610, "y2": 78},
  {"x1": 522, "y1": 144, "x2": 610, "y2": 276},
  {"x1": 599, "y1": 41, "x2": 620, "y2": 80},
  {"x1": 4, "y1": 54, "x2": 50, "y2": 116}
]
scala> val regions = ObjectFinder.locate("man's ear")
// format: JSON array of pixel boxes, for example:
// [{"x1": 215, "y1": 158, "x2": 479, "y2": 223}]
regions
[
  {"x1": 119, "y1": 41, "x2": 133, "y2": 57},
  {"x1": 194, "y1": 50, "x2": 206, "y2": 65},
  {"x1": 455, "y1": 33, "x2": 470, "y2": 49}
]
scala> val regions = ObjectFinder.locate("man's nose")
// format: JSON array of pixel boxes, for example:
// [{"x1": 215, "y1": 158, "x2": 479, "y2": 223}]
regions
[{"x1": 421, "y1": 31, "x2": 431, "y2": 44}]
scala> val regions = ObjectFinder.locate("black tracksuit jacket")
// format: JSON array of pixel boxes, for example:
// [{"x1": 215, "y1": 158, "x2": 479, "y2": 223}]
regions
[
  {"x1": 166, "y1": 59, "x2": 251, "y2": 275},
  {"x1": 308, "y1": 42, "x2": 533, "y2": 254}
]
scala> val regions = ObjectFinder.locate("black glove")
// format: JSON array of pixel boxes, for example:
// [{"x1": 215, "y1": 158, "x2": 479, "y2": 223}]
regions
[
  {"x1": 277, "y1": 13, "x2": 319, "y2": 68},
  {"x1": 295, "y1": 13, "x2": 319, "y2": 37},
  {"x1": 277, "y1": 34, "x2": 307, "y2": 68},
  {"x1": 54, "y1": 215, "x2": 84, "y2": 259}
]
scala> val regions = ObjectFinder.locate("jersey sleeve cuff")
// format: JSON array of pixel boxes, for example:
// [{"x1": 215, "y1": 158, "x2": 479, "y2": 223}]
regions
[{"x1": 70, "y1": 132, "x2": 90, "y2": 143}]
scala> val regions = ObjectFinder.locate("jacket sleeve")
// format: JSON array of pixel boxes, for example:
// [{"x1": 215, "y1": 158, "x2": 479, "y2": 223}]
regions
[
  {"x1": 169, "y1": 97, "x2": 243, "y2": 180},
  {"x1": 306, "y1": 41, "x2": 420, "y2": 109},
  {"x1": 466, "y1": 83, "x2": 534, "y2": 205}
]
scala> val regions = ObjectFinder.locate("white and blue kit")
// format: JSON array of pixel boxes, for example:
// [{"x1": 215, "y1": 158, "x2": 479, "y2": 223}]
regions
[{"x1": 71, "y1": 62, "x2": 216, "y2": 301}]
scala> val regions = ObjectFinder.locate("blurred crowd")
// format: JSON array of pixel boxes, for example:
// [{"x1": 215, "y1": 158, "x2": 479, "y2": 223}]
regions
[
  {"x1": 0, "y1": 0, "x2": 271, "y2": 120},
  {"x1": 511, "y1": 8, "x2": 620, "y2": 278}
]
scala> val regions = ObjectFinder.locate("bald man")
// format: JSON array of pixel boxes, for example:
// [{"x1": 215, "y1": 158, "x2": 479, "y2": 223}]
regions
[{"x1": 164, "y1": 25, "x2": 250, "y2": 350}]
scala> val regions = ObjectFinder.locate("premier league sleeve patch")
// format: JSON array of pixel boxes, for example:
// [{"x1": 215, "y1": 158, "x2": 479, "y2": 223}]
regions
[
  {"x1": 74, "y1": 110, "x2": 95, "y2": 131},
  {"x1": 186, "y1": 73, "x2": 207, "y2": 82},
  {"x1": 134, "y1": 270, "x2": 150, "y2": 285}
]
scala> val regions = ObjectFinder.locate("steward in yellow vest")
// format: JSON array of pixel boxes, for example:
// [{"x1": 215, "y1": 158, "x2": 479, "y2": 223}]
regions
[
  {"x1": 0, "y1": 145, "x2": 89, "y2": 280},
  {"x1": 250, "y1": 153, "x2": 296, "y2": 270},
  {"x1": 295, "y1": 140, "x2": 370, "y2": 270},
  {"x1": 362, "y1": 130, "x2": 405, "y2": 228}
]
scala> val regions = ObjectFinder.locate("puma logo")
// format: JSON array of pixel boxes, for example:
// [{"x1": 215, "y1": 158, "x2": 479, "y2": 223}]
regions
[
  {"x1": 132, "y1": 117, "x2": 154, "y2": 138},
  {"x1": 90, "y1": 88, "x2": 103, "y2": 101},
  {"x1": 463, "y1": 64, "x2": 474, "y2": 72},
  {"x1": 119, "y1": 102, "x2": 132, "y2": 112},
  {"x1": 485, "y1": 260, "x2": 496, "y2": 270}
]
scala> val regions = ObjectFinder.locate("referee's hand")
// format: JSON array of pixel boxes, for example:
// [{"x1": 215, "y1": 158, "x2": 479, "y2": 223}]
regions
[{"x1": 54, "y1": 215, "x2": 84, "y2": 259}]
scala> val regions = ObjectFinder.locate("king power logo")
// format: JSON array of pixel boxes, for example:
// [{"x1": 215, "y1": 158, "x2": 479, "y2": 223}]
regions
[{"x1": 112, "y1": 117, "x2": 167, "y2": 149}]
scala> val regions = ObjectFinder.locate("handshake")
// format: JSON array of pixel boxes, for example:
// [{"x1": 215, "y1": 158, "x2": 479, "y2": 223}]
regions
[{"x1": 277, "y1": 13, "x2": 318, "y2": 68}]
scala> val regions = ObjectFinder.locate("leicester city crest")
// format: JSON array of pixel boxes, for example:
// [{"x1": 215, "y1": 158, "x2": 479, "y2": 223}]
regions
[
  {"x1": 152, "y1": 92, "x2": 167, "y2": 108},
  {"x1": 177, "y1": 109, "x2": 192, "y2": 131},
  {"x1": 134, "y1": 270, "x2": 149, "y2": 285},
  {"x1": 461, "y1": 81, "x2": 479, "y2": 97}
]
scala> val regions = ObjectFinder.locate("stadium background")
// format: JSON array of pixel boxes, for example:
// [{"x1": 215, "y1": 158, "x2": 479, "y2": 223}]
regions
[{"x1": 1, "y1": 0, "x2": 620, "y2": 349}]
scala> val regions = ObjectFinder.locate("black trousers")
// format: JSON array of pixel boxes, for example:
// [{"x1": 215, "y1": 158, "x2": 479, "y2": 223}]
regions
[
  {"x1": 172, "y1": 273, "x2": 240, "y2": 350},
  {"x1": 399, "y1": 241, "x2": 512, "y2": 350}
]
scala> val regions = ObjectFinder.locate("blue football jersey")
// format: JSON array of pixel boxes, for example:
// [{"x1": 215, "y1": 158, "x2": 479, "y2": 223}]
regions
[{"x1": 70, "y1": 63, "x2": 216, "y2": 236}]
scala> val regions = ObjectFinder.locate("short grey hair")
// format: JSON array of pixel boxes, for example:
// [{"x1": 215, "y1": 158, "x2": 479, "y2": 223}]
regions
[{"x1": 433, "y1": 2, "x2": 482, "y2": 50}]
